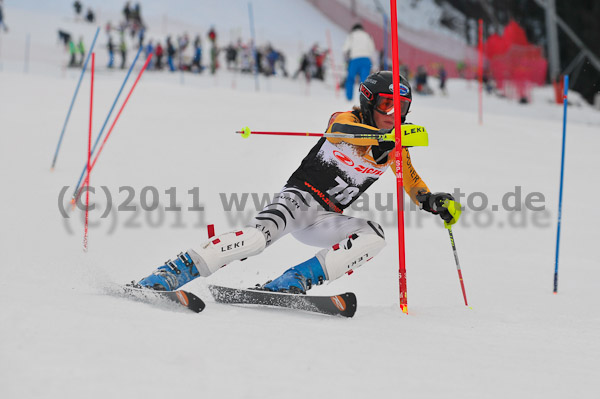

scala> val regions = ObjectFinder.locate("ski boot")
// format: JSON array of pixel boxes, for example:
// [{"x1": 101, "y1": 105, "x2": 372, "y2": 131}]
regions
[
  {"x1": 137, "y1": 252, "x2": 200, "y2": 291},
  {"x1": 261, "y1": 256, "x2": 326, "y2": 294}
]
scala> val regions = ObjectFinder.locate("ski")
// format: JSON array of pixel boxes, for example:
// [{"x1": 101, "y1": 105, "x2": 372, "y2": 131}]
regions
[
  {"x1": 208, "y1": 285, "x2": 357, "y2": 318},
  {"x1": 112, "y1": 284, "x2": 206, "y2": 313}
]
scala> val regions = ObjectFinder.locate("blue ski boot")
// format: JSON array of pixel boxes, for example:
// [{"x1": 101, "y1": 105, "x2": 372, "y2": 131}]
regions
[
  {"x1": 138, "y1": 252, "x2": 200, "y2": 291},
  {"x1": 262, "y1": 257, "x2": 326, "y2": 294}
]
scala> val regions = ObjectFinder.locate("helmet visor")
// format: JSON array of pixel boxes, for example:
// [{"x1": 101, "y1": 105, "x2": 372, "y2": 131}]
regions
[{"x1": 374, "y1": 93, "x2": 411, "y2": 116}]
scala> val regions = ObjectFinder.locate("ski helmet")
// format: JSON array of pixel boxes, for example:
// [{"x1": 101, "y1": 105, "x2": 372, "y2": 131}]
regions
[{"x1": 359, "y1": 71, "x2": 412, "y2": 127}]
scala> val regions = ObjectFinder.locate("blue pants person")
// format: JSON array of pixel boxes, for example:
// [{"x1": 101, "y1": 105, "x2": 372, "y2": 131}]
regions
[
  {"x1": 167, "y1": 55, "x2": 176, "y2": 72},
  {"x1": 345, "y1": 57, "x2": 372, "y2": 100},
  {"x1": 107, "y1": 51, "x2": 114, "y2": 68}
]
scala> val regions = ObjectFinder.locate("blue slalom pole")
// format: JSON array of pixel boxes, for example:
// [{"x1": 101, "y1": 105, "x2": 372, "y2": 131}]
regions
[
  {"x1": 51, "y1": 27, "x2": 100, "y2": 170},
  {"x1": 248, "y1": 2, "x2": 259, "y2": 91},
  {"x1": 554, "y1": 74, "x2": 569, "y2": 294},
  {"x1": 71, "y1": 45, "x2": 143, "y2": 201}
]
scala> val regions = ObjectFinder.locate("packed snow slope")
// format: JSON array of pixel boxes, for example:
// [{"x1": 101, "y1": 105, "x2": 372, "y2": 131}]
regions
[{"x1": 1, "y1": 2, "x2": 600, "y2": 399}]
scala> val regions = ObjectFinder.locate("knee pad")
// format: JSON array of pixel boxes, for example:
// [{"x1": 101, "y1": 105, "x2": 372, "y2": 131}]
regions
[
  {"x1": 187, "y1": 227, "x2": 266, "y2": 276},
  {"x1": 316, "y1": 233, "x2": 386, "y2": 281}
]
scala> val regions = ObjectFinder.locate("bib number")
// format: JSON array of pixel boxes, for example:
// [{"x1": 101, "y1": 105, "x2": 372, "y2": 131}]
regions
[{"x1": 326, "y1": 177, "x2": 359, "y2": 206}]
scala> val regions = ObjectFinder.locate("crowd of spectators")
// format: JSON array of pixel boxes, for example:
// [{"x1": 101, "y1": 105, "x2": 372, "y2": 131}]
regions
[{"x1": 56, "y1": 1, "x2": 460, "y2": 97}]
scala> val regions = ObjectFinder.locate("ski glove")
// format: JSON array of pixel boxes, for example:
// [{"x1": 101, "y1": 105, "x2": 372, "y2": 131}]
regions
[
  {"x1": 371, "y1": 128, "x2": 395, "y2": 164},
  {"x1": 416, "y1": 191, "x2": 462, "y2": 228}
]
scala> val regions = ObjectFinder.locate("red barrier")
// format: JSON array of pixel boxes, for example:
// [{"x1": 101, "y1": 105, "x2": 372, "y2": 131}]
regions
[{"x1": 484, "y1": 21, "x2": 548, "y2": 102}]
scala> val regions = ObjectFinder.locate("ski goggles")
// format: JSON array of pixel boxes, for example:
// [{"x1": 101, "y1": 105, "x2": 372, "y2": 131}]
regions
[{"x1": 374, "y1": 93, "x2": 411, "y2": 116}]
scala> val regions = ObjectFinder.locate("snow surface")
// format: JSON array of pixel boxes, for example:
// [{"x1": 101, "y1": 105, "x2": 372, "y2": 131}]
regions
[{"x1": 1, "y1": 2, "x2": 600, "y2": 399}]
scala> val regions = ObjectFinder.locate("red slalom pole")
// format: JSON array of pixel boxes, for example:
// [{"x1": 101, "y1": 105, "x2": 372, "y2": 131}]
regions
[
  {"x1": 478, "y1": 19, "x2": 483, "y2": 125},
  {"x1": 78, "y1": 54, "x2": 153, "y2": 192},
  {"x1": 84, "y1": 53, "x2": 95, "y2": 252},
  {"x1": 389, "y1": 0, "x2": 408, "y2": 314}
]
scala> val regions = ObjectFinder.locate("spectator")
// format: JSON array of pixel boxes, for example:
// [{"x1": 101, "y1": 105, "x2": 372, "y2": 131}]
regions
[
  {"x1": 414, "y1": 65, "x2": 432, "y2": 95},
  {"x1": 85, "y1": 8, "x2": 95, "y2": 23},
  {"x1": 277, "y1": 50, "x2": 288, "y2": 77},
  {"x1": 77, "y1": 37, "x2": 86, "y2": 66},
  {"x1": 438, "y1": 64, "x2": 447, "y2": 95},
  {"x1": 207, "y1": 27, "x2": 218, "y2": 74},
  {"x1": 166, "y1": 36, "x2": 176, "y2": 72},
  {"x1": 123, "y1": 2, "x2": 131, "y2": 23},
  {"x1": 107, "y1": 35, "x2": 115, "y2": 68},
  {"x1": 145, "y1": 40, "x2": 154, "y2": 70},
  {"x1": 191, "y1": 35, "x2": 203, "y2": 73},
  {"x1": 456, "y1": 60, "x2": 466, "y2": 79},
  {"x1": 177, "y1": 34, "x2": 191, "y2": 70},
  {"x1": 138, "y1": 26, "x2": 145, "y2": 48},
  {"x1": 342, "y1": 23, "x2": 375, "y2": 100},
  {"x1": 239, "y1": 43, "x2": 252, "y2": 73},
  {"x1": 293, "y1": 53, "x2": 311, "y2": 81},
  {"x1": 0, "y1": 0, "x2": 9, "y2": 32},
  {"x1": 311, "y1": 44, "x2": 327, "y2": 80},
  {"x1": 400, "y1": 64, "x2": 410, "y2": 81},
  {"x1": 225, "y1": 42, "x2": 238, "y2": 71},
  {"x1": 58, "y1": 30, "x2": 72, "y2": 48},
  {"x1": 482, "y1": 67, "x2": 494, "y2": 94},
  {"x1": 265, "y1": 44, "x2": 279, "y2": 76},
  {"x1": 68, "y1": 38, "x2": 77, "y2": 67},
  {"x1": 155, "y1": 41, "x2": 164, "y2": 70},
  {"x1": 254, "y1": 48, "x2": 263, "y2": 74},
  {"x1": 208, "y1": 27, "x2": 216, "y2": 43},
  {"x1": 73, "y1": 1, "x2": 82, "y2": 21},
  {"x1": 119, "y1": 33, "x2": 127, "y2": 69},
  {"x1": 133, "y1": 3, "x2": 143, "y2": 26}
]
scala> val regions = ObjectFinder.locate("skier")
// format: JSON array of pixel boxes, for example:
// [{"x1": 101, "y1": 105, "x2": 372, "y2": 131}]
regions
[
  {"x1": 342, "y1": 23, "x2": 376, "y2": 101},
  {"x1": 135, "y1": 71, "x2": 461, "y2": 294}
]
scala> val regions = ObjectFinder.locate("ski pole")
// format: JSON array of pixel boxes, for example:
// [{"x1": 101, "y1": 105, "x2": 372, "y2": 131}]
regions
[
  {"x1": 236, "y1": 126, "x2": 429, "y2": 145},
  {"x1": 71, "y1": 45, "x2": 144, "y2": 203},
  {"x1": 446, "y1": 226, "x2": 469, "y2": 306},
  {"x1": 51, "y1": 27, "x2": 100, "y2": 170},
  {"x1": 236, "y1": 128, "x2": 387, "y2": 140}
]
